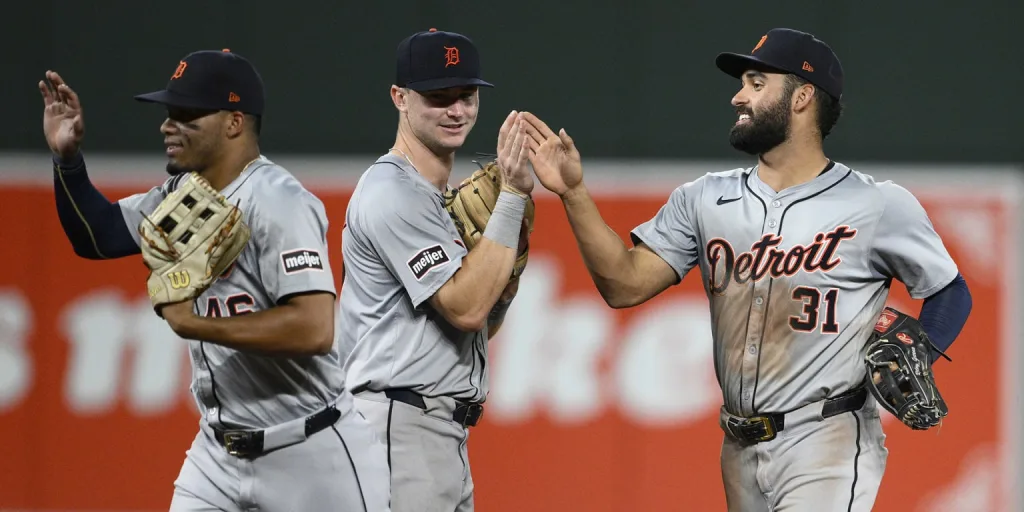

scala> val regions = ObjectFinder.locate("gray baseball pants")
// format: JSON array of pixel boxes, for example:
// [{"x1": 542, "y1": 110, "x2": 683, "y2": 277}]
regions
[
  {"x1": 168, "y1": 399, "x2": 391, "y2": 512},
  {"x1": 353, "y1": 390, "x2": 475, "y2": 512},
  {"x1": 719, "y1": 394, "x2": 888, "y2": 511}
]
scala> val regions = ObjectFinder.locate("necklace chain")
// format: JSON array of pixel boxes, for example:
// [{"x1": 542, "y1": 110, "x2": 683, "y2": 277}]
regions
[
  {"x1": 389, "y1": 146, "x2": 456, "y2": 194},
  {"x1": 389, "y1": 147, "x2": 417, "y2": 172}
]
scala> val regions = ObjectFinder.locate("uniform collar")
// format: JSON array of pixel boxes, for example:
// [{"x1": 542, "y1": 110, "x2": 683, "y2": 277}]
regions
[{"x1": 747, "y1": 160, "x2": 847, "y2": 201}]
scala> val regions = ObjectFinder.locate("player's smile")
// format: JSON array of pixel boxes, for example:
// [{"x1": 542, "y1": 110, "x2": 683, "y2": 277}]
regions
[
  {"x1": 165, "y1": 140, "x2": 184, "y2": 157},
  {"x1": 735, "y1": 107, "x2": 755, "y2": 126},
  {"x1": 440, "y1": 123, "x2": 465, "y2": 135}
]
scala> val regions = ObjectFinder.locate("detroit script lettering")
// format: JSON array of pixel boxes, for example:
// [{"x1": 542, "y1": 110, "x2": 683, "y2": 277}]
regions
[{"x1": 707, "y1": 225, "x2": 857, "y2": 294}]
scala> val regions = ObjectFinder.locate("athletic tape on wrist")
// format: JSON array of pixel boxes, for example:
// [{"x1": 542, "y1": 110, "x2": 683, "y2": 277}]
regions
[{"x1": 483, "y1": 191, "x2": 526, "y2": 249}]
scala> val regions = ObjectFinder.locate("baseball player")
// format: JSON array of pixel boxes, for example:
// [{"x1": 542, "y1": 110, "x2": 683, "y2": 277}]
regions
[
  {"x1": 521, "y1": 28, "x2": 973, "y2": 511},
  {"x1": 40, "y1": 50, "x2": 389, "y2": 511},
  {"x1": 337, "y1": 29, "x2": 532, "y2": 511}
]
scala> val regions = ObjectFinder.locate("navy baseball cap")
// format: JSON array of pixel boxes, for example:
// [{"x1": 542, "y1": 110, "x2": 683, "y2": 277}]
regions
[
  {"x1": 716, "y1": 28, "x2": 844, "y2": 100},
  {"x1": 135, "y1": 49, "x2": 265, "y2": 115},
  {"x1": 395, "y1": 28, "x2": 494, "y2": 91}
]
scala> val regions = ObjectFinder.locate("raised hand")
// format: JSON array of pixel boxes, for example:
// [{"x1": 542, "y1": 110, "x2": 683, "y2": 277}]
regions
[
  {"x1": 520, "y1": 112, "x2": 582, "y2": 197},
  {"x1": 496, "y1": 111, "x2": 534, "y2": 196},
  {"x1": 39, "y1": 71, "x2": 85, "y2": 160}
]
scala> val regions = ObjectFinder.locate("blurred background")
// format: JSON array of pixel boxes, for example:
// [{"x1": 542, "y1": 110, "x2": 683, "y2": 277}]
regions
[{"x1": 1, "y1": 1, "x2": 1021, "y2": 511}]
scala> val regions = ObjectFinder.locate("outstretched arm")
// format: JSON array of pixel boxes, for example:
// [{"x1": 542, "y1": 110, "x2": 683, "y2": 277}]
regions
[
  {"x1": 42, "y1": 71, "x2": 141, "y2": 259},
  {"x1": 53, "y1": 153, "x2": 141, "y2": 259},
  {"x1": 559, "y1": 184, "x2": 680, "y2": 307},
  {"x1": 521, "y1": 112, "x2": 690, "y2": 308}
]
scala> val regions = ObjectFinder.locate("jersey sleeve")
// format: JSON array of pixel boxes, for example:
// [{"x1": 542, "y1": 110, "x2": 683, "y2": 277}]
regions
[
  {"x1": 252, "y1": 181, "x2": 337, "y2": 304},
  {"x1": 868, "y1": 182, "x2": 959, "y2": 299},
  {"x1": 629, "y1": 178, "x2": 703, "y2": 282},
  {"x1": 361, "y1": 180, "x2": 467, "y2": 309},
  {"x1": 117, "y1": 174, "x2": 184, "y2": 247}
]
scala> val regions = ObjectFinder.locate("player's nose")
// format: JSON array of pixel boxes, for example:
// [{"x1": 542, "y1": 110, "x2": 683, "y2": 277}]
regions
[
  {"x1": 730, "y1": 90, "x2": 749, "y2": 108},
  {"x1": 446, "y1": 101, "x2": 465, "y2": 118},
  {"x1": 160, "y1": 118, "x2": 180, "y2": 135}
]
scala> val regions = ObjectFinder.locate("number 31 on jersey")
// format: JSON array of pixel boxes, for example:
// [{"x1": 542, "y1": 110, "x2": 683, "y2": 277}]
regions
[{"x1": 790, "y1": 286, "x2": 839, "y2": 333}]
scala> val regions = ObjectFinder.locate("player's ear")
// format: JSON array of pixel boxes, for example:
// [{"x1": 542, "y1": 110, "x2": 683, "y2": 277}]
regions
[
  {"x1": 224, "y1": 111, "x2": 246, "y2": 139},
  {"x1": 792, "y1": 83, "x2": 815, "y2": 113},
  {"x1": 391, "y1": 85, "x2": 409, "y2": 113}
]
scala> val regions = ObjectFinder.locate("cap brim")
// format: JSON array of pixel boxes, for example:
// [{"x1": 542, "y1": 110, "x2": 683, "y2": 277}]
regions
[
  {"x1": 715, "y1": 52, "x2": 788, "y2": 79},
  {"x1": 133, "y1": 89, "x2": 219, "y2": 111},
  {"x1": 404, "y1": 77, "x2": 494, "y2": 92}
]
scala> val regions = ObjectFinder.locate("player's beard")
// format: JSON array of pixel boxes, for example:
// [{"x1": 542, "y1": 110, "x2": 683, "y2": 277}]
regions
[
  {"x1": 165, "y1": 161, "x2": 195, "y2": 176},
  {"x1": 165, "y1": 142, "x2": 214, "y2": 176},
  {"x1": 728, "y1": 94, "x2": 791, "y2": 156}
]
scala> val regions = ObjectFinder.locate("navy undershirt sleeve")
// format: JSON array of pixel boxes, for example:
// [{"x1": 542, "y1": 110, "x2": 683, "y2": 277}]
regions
[
  {"x1": 919, "y1": 273, "x2": 972, "y2": 363},
  {"x1": 52, "y1": 152, "x2": 140, "y2": 259}
]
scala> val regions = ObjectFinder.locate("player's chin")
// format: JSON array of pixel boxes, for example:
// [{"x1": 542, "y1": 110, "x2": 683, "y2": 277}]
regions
[
  {"x1": 165, "y1": 158, "x2": 193, "y2": 176},
  {"x1": 729, "y1": 122, "x2": 754, "y2": 138},
  {"x1": 728, "y1": 127, "x2": 760, "y2": 153}
]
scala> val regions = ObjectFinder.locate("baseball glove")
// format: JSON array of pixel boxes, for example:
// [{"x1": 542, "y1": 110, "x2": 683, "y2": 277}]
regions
[
  {"x1": 444, "y1": 159, "x2": 535, "y2": 280},
  {"x1": 864, "y1": 306, "x2": 952, "y2": 430},
  {"x1": 138, "y1": 172, "x2": 251, "y2": 314}
]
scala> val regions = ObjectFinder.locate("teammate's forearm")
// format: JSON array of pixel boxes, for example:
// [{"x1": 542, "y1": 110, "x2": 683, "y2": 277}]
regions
[
  {"x1": 52, "y1": 152, "x2": 139, "y2": 259},
  {"x1": 169, "y1": 301, "x2": 333, "y2": 357},
  {"x1": 561, "y1": 184, "x2": 640, "y2": 302},
  {"x1": 434, "y1": 191, "x2": 524, "y2": 331}
]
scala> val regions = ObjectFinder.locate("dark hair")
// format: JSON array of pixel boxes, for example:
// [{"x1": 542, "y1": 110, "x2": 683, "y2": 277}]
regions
[
  {"x1": 245, "y1": 114, "x2": 262, "y2": 137},
  {"x1": 784, "y1": 75, "x2": 843, "y2": 139}
]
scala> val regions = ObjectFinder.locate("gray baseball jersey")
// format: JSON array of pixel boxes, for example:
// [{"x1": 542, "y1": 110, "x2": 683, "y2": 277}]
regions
[
  {"x1": 119, "y1": 157, "x2": 344, "y2": 429},
  {"x1": 338, "y1": 153, "x2": 488, "y2": 402},
  {"x1": 116, "y1": 156, "x2": 391, "y2": 512},
  {"x1": 630, "y1": 161, "x2": 959, "y2": 417}
]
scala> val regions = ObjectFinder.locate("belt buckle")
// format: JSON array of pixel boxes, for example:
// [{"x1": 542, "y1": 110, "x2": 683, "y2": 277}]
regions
[
  {"x1": 748, "y1": 416, "x2": 777, "y2": 442},
  {"x1": 222, "y1": 431, "x2": 252, "y2": 457}
]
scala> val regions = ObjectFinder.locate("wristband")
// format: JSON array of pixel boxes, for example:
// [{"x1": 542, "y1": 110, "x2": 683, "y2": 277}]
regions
[
  {"x1": 483, "y1": 191, "x2": 526, "y2": 249},
  {"x1": 501, "y1": 183, "x2": 530, "y2": 199}
]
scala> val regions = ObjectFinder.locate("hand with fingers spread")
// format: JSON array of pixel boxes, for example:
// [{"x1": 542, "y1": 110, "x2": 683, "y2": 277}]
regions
[
  {"x1": 39, "y1": 70, "x2": 85, "y2": 160},
  {"x1": 495, "y1": 110, "x2": 534, "y2": 196},
  {"x1": 520, "y1": 112, "x2": 583, "y2": 197}
]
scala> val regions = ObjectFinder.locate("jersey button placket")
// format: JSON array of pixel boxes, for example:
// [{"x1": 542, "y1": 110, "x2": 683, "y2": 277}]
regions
[
  {"x1": 741, "y1": 291, "x2": 765, "y2": 415},
  {"x1": 741, "y1": 202, "x2": 779, "y2": 415}
]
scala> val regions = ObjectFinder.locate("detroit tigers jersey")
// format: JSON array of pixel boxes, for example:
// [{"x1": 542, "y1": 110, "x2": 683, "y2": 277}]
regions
[
  {"x1": 631, "y1": 161, "x2": 959, "y2": 417},
  {"x1": 117, "y1": 156, "x2": 346, "y2": 430},
  {"x1": 338, "y1": 153, "x2": 489, "y2": 402}
]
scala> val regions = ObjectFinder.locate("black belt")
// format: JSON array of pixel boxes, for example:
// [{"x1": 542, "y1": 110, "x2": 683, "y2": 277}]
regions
[
  {"x1": 384, "y1": 388, "x2": 484, "y2": 428},
  {"x1": 726, "y1": 387, "x2": 868, "y2": 444},
  {"x1": 213, "y1": 406, "x2": 341, "y2": 458}
]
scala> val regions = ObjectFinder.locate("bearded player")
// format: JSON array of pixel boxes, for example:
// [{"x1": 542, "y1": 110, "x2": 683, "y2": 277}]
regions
[{"x1": 521, "y1": 28, "x2": 972, "y2": 511}]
